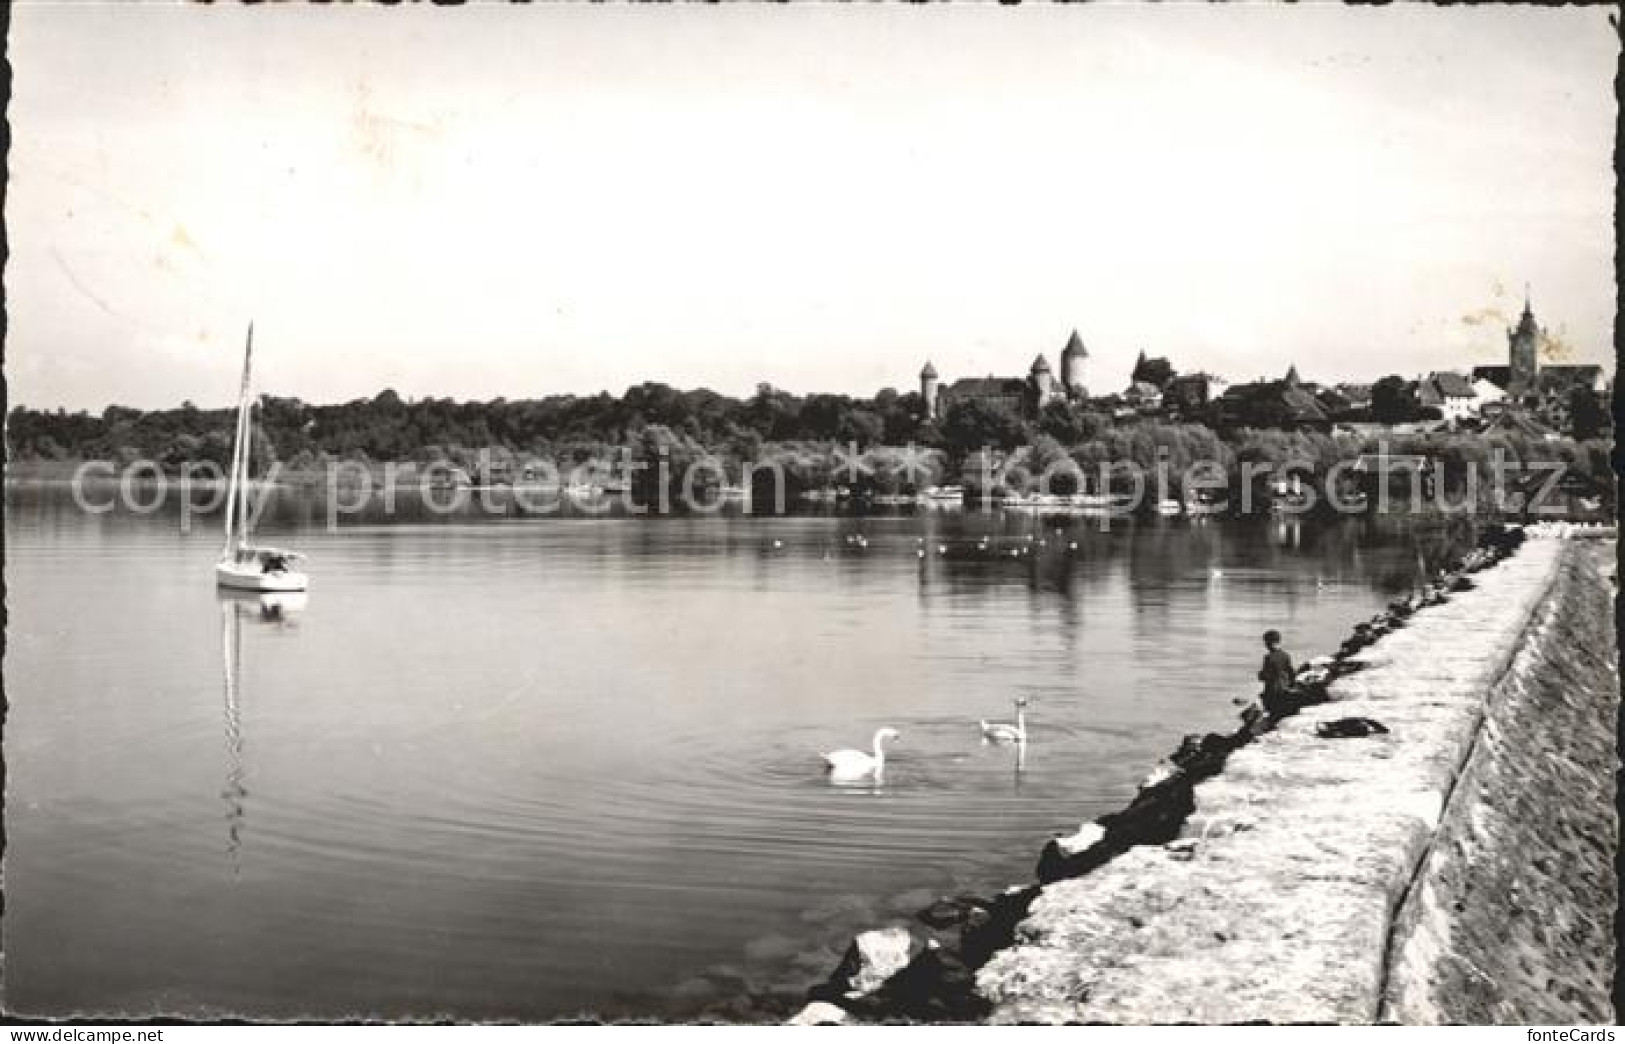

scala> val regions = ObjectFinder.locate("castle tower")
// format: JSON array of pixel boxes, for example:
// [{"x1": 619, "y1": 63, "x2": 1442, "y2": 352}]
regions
[
  {"x1": 1061, "y1": 330, "x2": 1088, "y2": 399},
  {"x1": 1507, "y1": 287, "x2": 1540, "y2": 398},
  {"x1": 1029, "y1": 354, "x2": 1057, "y2": 410},
  {"x1": 920, "y1": 361, "x2": 940, "y2": 420},
  {"x1": 1284, "y1": 363, "x2": 1302, "y2": 388}
]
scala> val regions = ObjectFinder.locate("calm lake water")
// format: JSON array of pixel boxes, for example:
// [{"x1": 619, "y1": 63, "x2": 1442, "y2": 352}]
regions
[{"x1": 5, "y1": 484, "x2": 1436, "y2": 1020}]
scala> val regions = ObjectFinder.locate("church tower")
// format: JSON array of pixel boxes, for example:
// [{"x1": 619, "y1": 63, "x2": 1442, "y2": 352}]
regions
[
  {"x1": 920, "y1": 361, "x2": 940, "y2": 420},
  {"x1": 1507, "y1": 287, "x2": 1540, "y2": 398},
  {"x1": 1061, "y1": 330, "x2": 1088, "y2": 399}
]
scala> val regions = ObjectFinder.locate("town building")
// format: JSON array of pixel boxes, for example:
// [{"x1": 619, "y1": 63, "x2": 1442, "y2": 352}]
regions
[
  {"x1": 1534, "y1": 365, "x2": 1607, "y2": 395},
  {"x1": 1129, "y1": 349, "x2": 1174, "y2": 390},
  {"x1": 1314, "y1": 383, "x2": 1373, "y2": 423},
  {"x1": 1122, "y1": 380, "x2": 1163, "y2": 414},
  {"x1": 1335, "y1": 383, "x2": 1374, "y2": 412},
  {"x1": 1507, "y1": 293, "x2": 1541, "y2": 396},
  {"x1": 1482, "y1": 409, "x2": 1560, "y2": 442},
  {"x1": 1315, "y1": 387, "x2": 1355, "y2": 421},
  {"x1": 1163, "y1": 373, "x2": 1227, "y2": 419},
  {"x1": 1415, "y1": 371, "x2": 1479, "y2": 425},
  {"x1": 1530, "y1": 368, "x2": 1607, "y2": 434},
  {"x1": 920, "y1": 330, "x2": 1090, "y2": 420},
  {"x1": 1468, "y1": 290, "x2": 1607, "y2": 436},
  {"x1": 1215, "y1": 364, "x2": 1330, "y2": 431},
  {"x1": 1471, "y1": 291, "x2": 1602, "y2": 402},
  {"x1": 1471, "y1": 377, "x2": 1507, "y2": 412}
]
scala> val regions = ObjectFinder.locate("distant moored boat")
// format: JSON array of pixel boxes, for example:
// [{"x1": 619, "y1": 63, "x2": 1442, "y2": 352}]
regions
[{"x1": 1183, "y1": 493, "x2": 1224, "y2": 515}]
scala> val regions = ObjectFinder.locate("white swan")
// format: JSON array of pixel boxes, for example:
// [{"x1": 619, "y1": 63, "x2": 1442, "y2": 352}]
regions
[
  {"x1": 822, "y1": 727, "x2": 900, "y2": 779},
  {"x1": 981, "y1": 697, "x2": 1028, "y2": 743}
]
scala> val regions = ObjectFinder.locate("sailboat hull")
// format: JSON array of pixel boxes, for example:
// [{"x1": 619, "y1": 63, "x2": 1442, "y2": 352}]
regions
[{"x1": 216, "y1": 561, "x2": 309, "y2": 592}]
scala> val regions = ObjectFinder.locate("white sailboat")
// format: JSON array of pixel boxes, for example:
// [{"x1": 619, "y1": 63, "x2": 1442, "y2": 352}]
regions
[{"x1": 216, "y1": 323, "x2": 309, "y2": 592}]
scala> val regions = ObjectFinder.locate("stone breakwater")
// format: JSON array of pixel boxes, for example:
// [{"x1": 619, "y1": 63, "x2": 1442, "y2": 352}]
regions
[
  {"x1": 1381, "y1": 537, "x2": 1617, "y2": 1024},
  {"x1": 793, "y1": 523, "x2": 1616, "y2": 1025}
]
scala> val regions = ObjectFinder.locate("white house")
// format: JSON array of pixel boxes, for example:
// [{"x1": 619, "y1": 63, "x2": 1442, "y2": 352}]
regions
[
  {"x1": 1416, "y1": 371, "x2": 1480, "y2": 424},
  {"x1": 1471, "y1": 377, "x2": 1506, "y2": 407}
]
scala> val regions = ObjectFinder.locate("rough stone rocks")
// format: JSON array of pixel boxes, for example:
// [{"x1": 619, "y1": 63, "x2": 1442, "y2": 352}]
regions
[
  {"x1": 1316, "y1": 717, "x2": 1391, "y2": 739},
  {"x1": 1169, "y1": 732, "x2": 1240, "y2": 778},
  {"x1": 867, "y1": 942, "x2": 991, "y2": 1022},
  {"x1": 1039, "y1": 726, "x2": 1253, "y2": 885},
  {"x1": 1101, "y1": 776, "x2": 1196, "y2": 845},
  {"x1": 916, "y1": 895, "x2": 989, "y2": 931},
  {"x1": 1136, "y1": 761, "x2": 1179, "y2": 793},
  {"x1": 1166, "y1": 838, "x2": 1199, "y2": 861},
  {"x1": 1054, "y1": 821, "x2": 1109, "y2": 858},
  {"x1": 788, "y1": 1001, "x2": 850, "y2": 1025},
  {"x1": 958, "y1": 885, "x2": 1040, "y2": 968},
  {"x1": 809, "y1": 926, "x2": 925, "y2": 1003}
]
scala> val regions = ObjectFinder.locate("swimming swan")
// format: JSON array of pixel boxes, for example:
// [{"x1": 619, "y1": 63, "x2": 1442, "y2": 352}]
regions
[
  {"x1": 981, "y1": 697, "x2": 1028, "y2": 743},
  {"x1": 822, "y1": 727, "x2": 900, "y2": 778}
]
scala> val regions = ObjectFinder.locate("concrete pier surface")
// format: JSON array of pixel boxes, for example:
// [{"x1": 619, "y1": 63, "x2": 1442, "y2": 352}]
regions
[{"x1": 976, "y1": 529, "x2": 1617, "y2": 1024}]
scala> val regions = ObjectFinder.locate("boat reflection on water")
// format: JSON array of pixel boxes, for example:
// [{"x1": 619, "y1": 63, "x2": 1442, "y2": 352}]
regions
[
  {"x1": 220, "y1": 588, "x2": 309, "y2": 626},
  {"x1": 218, "y1": 590, "x2": 308, "y2": 876},
  {"x1": 1271, "y1": 516, "x2": 1304, "y2": 550}
]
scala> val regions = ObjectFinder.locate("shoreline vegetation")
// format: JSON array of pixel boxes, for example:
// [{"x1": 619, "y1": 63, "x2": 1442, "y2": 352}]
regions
[{"x1": 5, "y1": 386, "x2": 1615, "y2": 519}]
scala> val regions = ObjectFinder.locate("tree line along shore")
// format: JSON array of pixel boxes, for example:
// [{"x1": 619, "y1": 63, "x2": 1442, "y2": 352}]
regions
[{"x1": 6, "y1": 384, "x2": 1613, "y2": 514}]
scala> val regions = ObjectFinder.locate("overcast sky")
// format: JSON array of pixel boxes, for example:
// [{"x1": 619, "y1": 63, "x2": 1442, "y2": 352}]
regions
[{"x1": 8, "y1": 4, "x2": 1617, "y2": 411}]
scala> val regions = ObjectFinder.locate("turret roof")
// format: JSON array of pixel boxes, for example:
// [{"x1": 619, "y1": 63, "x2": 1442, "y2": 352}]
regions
[
  {"x1": 1513, "y1": 284, "x2": 1539, "y2": 334},
  {"x1": 1063, "y1": 330, "x2": 1088, "y2": 358},
  {"x1": 1030, "y1": 354, "x2": 1052, "y2": 373},
  {"x1": 920, "y1": 361, "x2": 938, "y2": 379}
]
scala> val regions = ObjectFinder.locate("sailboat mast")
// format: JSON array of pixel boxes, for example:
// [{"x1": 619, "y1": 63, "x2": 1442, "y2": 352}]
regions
[
  {"x1": 237, "y1": 397, "x2": 255, "y2": 547},
  {"x1": 236, "y1": 323, "x2": 257, "y2": 548},
  {"x1": 222, "y1": 323, "x2": 255, "y2": 556}
]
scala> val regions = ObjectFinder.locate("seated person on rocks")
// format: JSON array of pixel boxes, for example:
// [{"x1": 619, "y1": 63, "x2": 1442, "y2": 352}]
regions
[{"x1": 1257, "y1": 629, "x2": 1295, "y2": 717}]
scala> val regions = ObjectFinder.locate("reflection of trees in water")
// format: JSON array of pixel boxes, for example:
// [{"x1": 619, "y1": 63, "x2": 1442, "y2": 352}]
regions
[
  {"x1": 897, "y1": 512, "x2": 1481, "y2": 655},
  {"x1": 1118, "y1": 514, "x2": 1481, "y2": 609},
  {"x1": 913, "y1": 513, "x2": 1114, "y2": 654},
  {"x1": 1366, "y1": 514, "x2": 1484, "y2": 593},
  {"x1": 1051, "y1": 568, "x2": 1082, "y2": 659},
  {"x1": 1125, "y1": 520, "x2": 1220, "y2": 610},
  {"x1": 1215, "y1": 516, "x2": 1383, "y2": 578}
]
